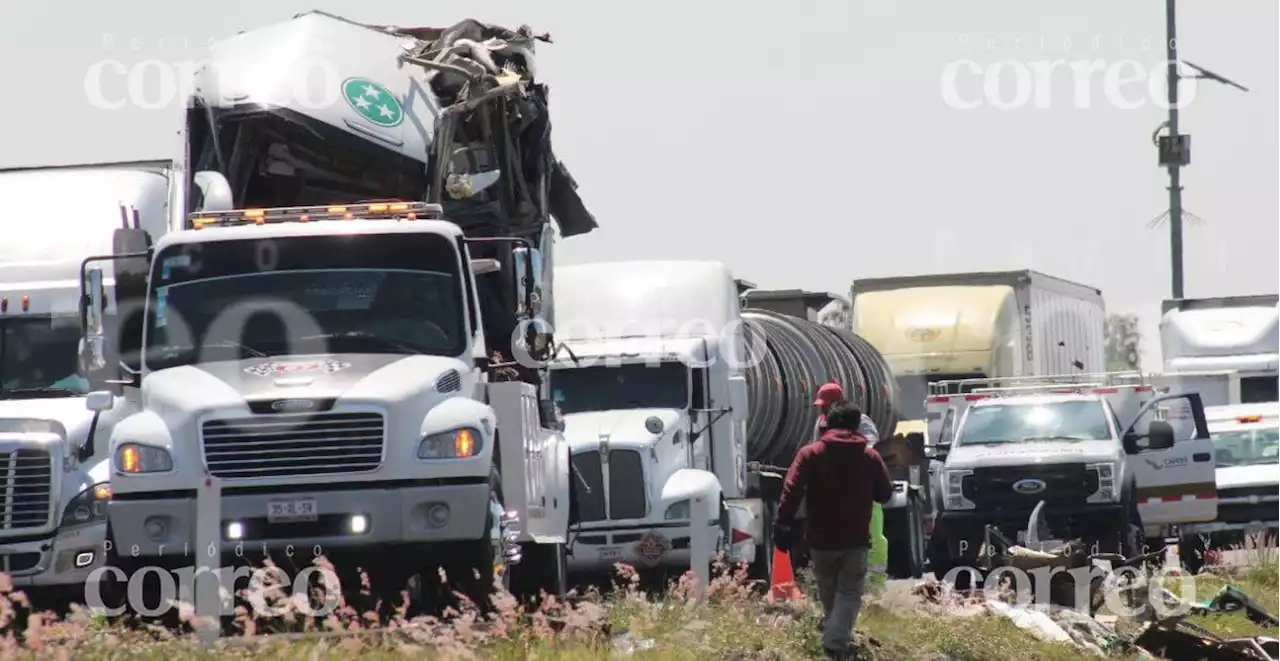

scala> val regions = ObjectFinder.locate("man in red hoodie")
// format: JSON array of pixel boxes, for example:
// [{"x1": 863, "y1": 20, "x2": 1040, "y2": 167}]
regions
[{"x1": 773, "y1": 401, "x2": 892, "y2": 660}]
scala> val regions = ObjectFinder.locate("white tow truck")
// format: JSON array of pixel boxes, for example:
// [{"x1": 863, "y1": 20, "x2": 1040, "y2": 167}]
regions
[
  {"x1": 548, "y1": 261, "x2": 762, "y2": 578},
  {"x1": 0, "y1": 160, "x2": 178, "y2": 607},
  {"x1": 77, "y1": 10, "x2": 598, "y2": 615},
  {"x1": 925, "y1": 373, "x2": 1219, "y2": 584},
  {"x1": 1176, "y1": 403, "x2": 1279, "y2": 573}
]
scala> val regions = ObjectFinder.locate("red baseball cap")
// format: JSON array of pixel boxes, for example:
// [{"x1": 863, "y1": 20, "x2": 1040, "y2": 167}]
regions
[{"x1": 813, "y1": 382, "x2": 844, "y2": 406}]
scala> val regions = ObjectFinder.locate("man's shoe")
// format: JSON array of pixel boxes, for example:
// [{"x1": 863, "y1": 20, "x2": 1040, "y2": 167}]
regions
[{"x1": 823, "y1": 645, "x2": 852, "y2": 660}]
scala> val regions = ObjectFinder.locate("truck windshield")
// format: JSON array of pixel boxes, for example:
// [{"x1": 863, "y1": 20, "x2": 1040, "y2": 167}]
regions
[
  {"x1": 143, "y1": 233, "x2": 466, "y2": 370},
  {"x1": 956, "y1": 400, "x2": 1112, "y2": 445},
  {"x1": 1212, "y1": 426, "x2": 1280, "y2": 467},
  {"x1": 550, "y1": 362, "x2": 689, "y2": 415},
  {"x1": 0, "y1": 315, "x2": 90, "y2": 398}
]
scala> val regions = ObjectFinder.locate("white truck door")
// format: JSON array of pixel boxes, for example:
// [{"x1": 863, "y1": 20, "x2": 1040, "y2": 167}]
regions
[{"x1": 1122, "y1": 392, "x2": 1217, "y2": 527}]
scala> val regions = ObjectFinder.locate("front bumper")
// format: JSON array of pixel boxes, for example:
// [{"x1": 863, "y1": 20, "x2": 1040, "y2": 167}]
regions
[
  {"x1": 0, "y1": 522, "x2": 109, "y2": 589},
  {"x1": 108, "y1": 480, "x2": 491, "y2": 559},
  {"x1": 935, "y1": 504, "x2": 1125, "y2": 556},
  {"x1": 567, "y1": 521, "x2": 729, "y2": 572}
]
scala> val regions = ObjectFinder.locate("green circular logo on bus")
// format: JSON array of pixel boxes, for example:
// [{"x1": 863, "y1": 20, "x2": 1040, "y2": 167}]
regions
[{"x1": 342, "y1": 77, "x2": 403, "y2": 128}]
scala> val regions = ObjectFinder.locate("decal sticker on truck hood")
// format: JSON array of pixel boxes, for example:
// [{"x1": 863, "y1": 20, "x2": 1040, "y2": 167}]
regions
[{"x1": 244, "y1": 359, "x2": 352, "y2": 378}]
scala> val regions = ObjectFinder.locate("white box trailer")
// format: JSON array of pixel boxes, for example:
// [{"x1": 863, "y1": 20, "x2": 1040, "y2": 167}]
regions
[
  {"x1": 1160, "y1": 295, "x2": 1279, "y2": 405},
  {"x1": 850, "y1": 269, "x2": 1107, "y2": 421}
]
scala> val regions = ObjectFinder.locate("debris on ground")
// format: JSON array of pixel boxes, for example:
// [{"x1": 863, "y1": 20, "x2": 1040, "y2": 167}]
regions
[{"x1": 907, "y1": 568, "x2": 1279, "y2": 660}]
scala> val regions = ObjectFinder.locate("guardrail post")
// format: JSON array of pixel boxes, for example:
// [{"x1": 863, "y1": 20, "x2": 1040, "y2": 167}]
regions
[
  {"x1": 690, "y1": 494, "x2": 711, "y2": 602},
  {"x1": 195, "y1": 474, "x2": 221, "y2": 647}
]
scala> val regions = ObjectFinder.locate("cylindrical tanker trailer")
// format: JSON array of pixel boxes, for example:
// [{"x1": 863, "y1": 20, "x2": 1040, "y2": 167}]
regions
[
  {"x1": 738, "y1": 289, "x2": 929, "y2": 579},
  {"x1": 739, "y1": 307, "x2": 900, "y2": 467}
]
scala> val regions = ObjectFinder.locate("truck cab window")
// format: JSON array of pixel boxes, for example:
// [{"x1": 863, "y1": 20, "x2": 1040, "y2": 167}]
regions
[
  {"x1": 551, "y1": 362, "x2": 689, "y2": 415},
  {"x1": 957, "y1": 400, "x2": 1112, "y2": 445},
  {"x1": 0, "y1": 315, "x2": 90, "y2": 397},
  {"x1": 143, "y1": 233, "x2": 467, "y2": 370},
  {"x1": 1212, "y1": 426, "x2": 1280, "y2": 467}
]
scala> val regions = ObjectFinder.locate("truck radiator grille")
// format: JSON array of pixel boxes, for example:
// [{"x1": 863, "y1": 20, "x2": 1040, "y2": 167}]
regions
[
  {"x1": 962, "y1": 464, "x2": 1098, "y2": 511},
  {"x1": 570, "y1": 449, "x2": 647, "y2": 522},
  {"x1": 607, "y1": 450, "x2": 647, "y2": 519},
  {"x1": 570, "y1": 451, "x2": 606, "y2": 522},
  {"x1": 0, "y1": 450, "x2": 53, "y2": 532},
  {"x1": 201, "y1": 412, "x2": 385, "y2": 478}
]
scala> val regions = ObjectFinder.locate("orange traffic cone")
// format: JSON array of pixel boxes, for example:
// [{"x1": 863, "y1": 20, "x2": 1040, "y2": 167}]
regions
[{"x1": 768, "y1": 548, "x2": 803, "y2": 602}]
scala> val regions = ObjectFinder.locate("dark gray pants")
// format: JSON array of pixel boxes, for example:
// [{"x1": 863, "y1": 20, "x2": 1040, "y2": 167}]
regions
[{"x1": 810, "y1": 547, "x2": 869, "y2": 653}]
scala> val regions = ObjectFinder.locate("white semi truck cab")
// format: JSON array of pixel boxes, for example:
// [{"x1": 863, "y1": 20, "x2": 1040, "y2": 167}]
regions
[
  {"x1": 0, "y1": 161, "x2": 177, "y2": 605},
  {"x1": 80, "y1": 202, "x2": 573, "y2": 611},
  {"x1": 548, "y1": 261, "x2": 759, "y2": 575}
]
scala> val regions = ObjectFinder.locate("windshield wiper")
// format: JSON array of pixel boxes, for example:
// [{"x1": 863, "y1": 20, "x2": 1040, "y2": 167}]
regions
[
  {"x1": 204, "y1": 340, "x2": 268, "y2": 358},
  {"x1": 1, "y1": 387, "x2": 82, "y2": 397},
  {"x1": 301, "y1": 331, "x2": 424, "y2": 355},
  {"x1": 1021, "y1": 436, "x2": 1093, "y2": 442}
]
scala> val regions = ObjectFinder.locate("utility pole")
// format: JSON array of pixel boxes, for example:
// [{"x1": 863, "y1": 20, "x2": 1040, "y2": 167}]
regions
[
  {"x1": 1163, "y1": 0, "x2": 1185, "y2": 300},
  {"x1": 1155, "y1": 0, "x2": 1248, "y2": 300}
]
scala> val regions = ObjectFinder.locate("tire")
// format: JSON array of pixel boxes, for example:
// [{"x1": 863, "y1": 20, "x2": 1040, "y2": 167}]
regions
[
  {"x1": 1178, "y1": 533, "x2": 1207, "y2": 575},
  {"x1": 429, "y1": 466, "x2": 505, "y2": 615},
  {"x1": 509, "y1": 541, "x2": 567, "y2": 604},
  {"x1": 908, "y1": 502, "x2": 925, "y2": 579},
  {"x1": 1120, "y1": 495, "x2": 1145, "y2": 560},
  {"x1": 100, "y1": 522, "x2": 182, "y2": 627},
  {"x1": 748, "y1": 502, "x2": 775, "y2": 585}
]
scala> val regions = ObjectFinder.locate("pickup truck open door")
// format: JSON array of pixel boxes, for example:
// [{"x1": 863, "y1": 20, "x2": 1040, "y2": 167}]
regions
[{"x1": 1122, "y1": 392, "x2": 1218, "y2": 529}]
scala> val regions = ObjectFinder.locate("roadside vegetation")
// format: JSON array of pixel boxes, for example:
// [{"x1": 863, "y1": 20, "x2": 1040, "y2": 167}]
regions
[{"x1": 0, "y1": 543, "x2": 1273, "y2": 660}]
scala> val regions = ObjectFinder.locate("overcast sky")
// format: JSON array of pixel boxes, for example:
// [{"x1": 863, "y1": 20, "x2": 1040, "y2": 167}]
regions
[{"x1": 1, "y1": 1, "x2": 1275, "y2": 367}]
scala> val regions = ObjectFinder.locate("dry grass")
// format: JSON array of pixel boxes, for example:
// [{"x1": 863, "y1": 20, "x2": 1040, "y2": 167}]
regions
[{"x1": 0, "y1": 546, "x2": 1270, "y2": 660}]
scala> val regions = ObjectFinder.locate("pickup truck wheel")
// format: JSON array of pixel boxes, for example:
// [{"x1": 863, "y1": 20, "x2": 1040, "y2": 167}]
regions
[{"x1": 1120, "y1": 496, "x2": 1145, "y2": 560}]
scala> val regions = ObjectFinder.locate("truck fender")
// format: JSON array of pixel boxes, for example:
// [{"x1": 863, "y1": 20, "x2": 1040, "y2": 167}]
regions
[
  {"x1": 661, "y1": 468, "x2": 722, "y2": 522},
  {"x1": 420, "y1": 396, "x2": 498, "y2": 458}
]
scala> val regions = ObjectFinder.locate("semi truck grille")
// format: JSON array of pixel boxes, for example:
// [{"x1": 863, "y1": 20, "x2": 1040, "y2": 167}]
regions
[
  {"x1": 570, "y1": 449, "x2": 647, "y2": 522},
  {"x1": 962, "y1": 463, "x2": 1098, "y2": 511},
  {"x1": 0, "y1": 450, "x2": 53, "y2": 532},
  {"x1": 570, "y1": 451, "x2": 606, "y2": 522},
  {"x1": 201, "y1": 412, "x2": 385, "y2": 478}
]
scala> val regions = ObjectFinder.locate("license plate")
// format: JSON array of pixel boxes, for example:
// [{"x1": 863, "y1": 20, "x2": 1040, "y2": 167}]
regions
[
  {"x1": 267, "y1": 498, "x2": 317, "y2": 523},
  {"x1": 598, "y1": 546, "x2": 622, "y2": 561}
]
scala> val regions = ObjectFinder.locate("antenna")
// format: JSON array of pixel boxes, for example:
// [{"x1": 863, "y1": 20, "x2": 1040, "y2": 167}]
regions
[{"x1": 1182, "y1": 60, "x2": 1250, "y2": 92}]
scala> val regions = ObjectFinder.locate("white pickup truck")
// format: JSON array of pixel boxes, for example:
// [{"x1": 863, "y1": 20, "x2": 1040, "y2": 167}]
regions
[
  {"x1": 926, "y1": 375, "x2": 1218, "y2": 584},
  {"x1": 1177, "y1": 403, "x2": 1279, "y2": 573}
]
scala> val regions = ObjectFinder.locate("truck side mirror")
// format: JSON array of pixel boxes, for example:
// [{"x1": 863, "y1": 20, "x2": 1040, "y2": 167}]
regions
[
  {"x1": 1147, "y1": 421, "x2": 1176, "y2": 450},
  {"x1": 80, "y1": 267, "x2": 108, "y2": 374},
  {"x1": 512, "y1": 246, "x2": 544, "y2": 318}
]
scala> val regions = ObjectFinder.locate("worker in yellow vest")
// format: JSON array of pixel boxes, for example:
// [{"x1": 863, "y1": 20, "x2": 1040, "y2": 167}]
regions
[{"x1": 868, "y1": 501, "x2": 888, "y2": 592}]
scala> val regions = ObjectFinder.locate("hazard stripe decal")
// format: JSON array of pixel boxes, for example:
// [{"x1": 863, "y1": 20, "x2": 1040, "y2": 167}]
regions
[{"x1": 1136, "y1": 482, "x2": 1218, "y2": 504}]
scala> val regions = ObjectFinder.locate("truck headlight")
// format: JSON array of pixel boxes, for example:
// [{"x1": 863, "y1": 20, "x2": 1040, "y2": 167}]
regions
[
  {"x1": 418, "y1": 428, "x2": 481, "y2": 459},
  {"x1": 943, "y1": 469, "x2": 975, "y2": 510},
  {"x1": 115, "y1": 443, "x2": 173, "y2": 474},
  {"x1": 664, "y1": 499, "x2": 690, "y2": 520},
  {"x1": 61, "y1": 482, "x2": 111, "y2": 528},
  {"x1": 1087, "y1": 462, "x2": 1119, "y2": 503}
]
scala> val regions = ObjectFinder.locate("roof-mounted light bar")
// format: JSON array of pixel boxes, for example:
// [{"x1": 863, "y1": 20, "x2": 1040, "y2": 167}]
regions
[{"x1": 188, "y1": 201, "x2": 444, "y2": 230}]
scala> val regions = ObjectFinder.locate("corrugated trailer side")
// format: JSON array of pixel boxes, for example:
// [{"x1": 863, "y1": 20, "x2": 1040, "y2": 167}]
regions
[{"x1": 1023, "y1": 271, "x2": 1106, "y2": 376}]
